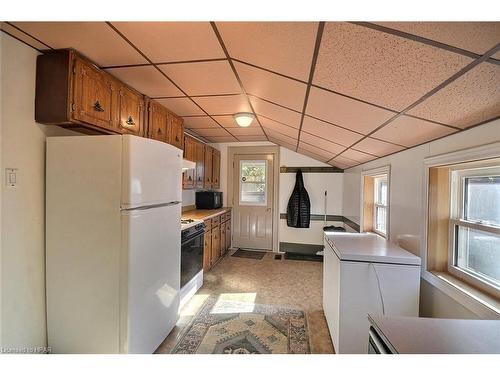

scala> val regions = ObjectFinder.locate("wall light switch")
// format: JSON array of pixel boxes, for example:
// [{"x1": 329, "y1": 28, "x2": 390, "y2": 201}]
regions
[{"x1": 6, "y1": 168, "x2": 18, "y2": 187}]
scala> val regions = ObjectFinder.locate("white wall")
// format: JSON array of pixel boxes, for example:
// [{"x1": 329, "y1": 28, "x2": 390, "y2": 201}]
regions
[
  {"x1": 342, "y1": 118, "x2": 500, "y2": 319},
  {"x1": 279, "y1": 148, "x2": 344, "y2": 245},
  {"x1": 0, "y1": 33, "x2": 79, "y2": 350},
  {"x1": 212, "y1": 142, "x2": 345, "y2": 247}
]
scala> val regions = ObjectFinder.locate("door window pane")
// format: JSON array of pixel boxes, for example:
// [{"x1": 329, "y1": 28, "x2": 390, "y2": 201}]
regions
[
  {"x1": 240, "y1": 160, "x2": 267, "y2": 206},
  {"x1": 464, "y1": 176, "x2": 500, "y2": 226},
  {"x1": 455, "y1": 226, "x2": 500, "y2": 287}
]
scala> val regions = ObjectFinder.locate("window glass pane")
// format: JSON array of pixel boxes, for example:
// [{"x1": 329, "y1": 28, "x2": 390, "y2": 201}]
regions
[
  {"x1": 375, "y1": 206, "x2": 387, "y2": 234},
  {"x1": 240, "y1": 160, "x2": 267, "y2": 205},
  {"x1": 456, "y1": 226, "x2": 500, "y2": 288},
  {"x1": 464, "y1": 176, "x2": 500, "y2": 226},
  {"x1": 374, "y1": 177, "x2": 388, "y2": 205}
]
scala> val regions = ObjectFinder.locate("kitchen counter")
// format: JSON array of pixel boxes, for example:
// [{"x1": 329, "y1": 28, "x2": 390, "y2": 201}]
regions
[
  {"x1": 368, "y1": 314, "x2": 500, "y2": 354},
  {"x1": 324, "y1": 232, "x2": 421, "y2": 265},
  {"x1": 182, "y1": 207, "x2": 231, "y2": 221}
]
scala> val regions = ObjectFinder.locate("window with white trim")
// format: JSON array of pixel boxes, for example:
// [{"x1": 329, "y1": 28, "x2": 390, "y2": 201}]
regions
[
  {"x1": 361, "y1": 166, "x2": 390, "y2": 238},
  {"x1": 449, "y1": 166, "x2": 500, "y2": 296},
  {"x1": 373, "y1": 176, "x2": 388, "y2": 236}
]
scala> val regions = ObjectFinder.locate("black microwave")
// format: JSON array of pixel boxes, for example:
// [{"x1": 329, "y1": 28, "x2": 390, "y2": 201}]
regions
[{"x1": 195, "y1": 191, "x2": 223, "y2": 209}]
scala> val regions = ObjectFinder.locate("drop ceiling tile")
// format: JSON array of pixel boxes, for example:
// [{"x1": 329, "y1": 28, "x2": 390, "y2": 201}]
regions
[
  {"x1": 341, "y1": 149, "x2": 377, "y2": 163},
  {"x1": 183, "y1": 116, "x2": 221, "y2": 129},
  {"x1": 237, "y1": 135, "x2": 268, "y2": 142},
  {"x1": 112, "y1": 22, "x2": 224, "y2": 63},
  {"x1": 1, "y1": 22, "x2": 49, "y2": 50},
  {"x1": 227, "y1": 127, "x2": 264, "y2": 136},
  {"x1": 259, "y1": 117, "x2": 299, "y2": 139},
  {"x1": 372, "y1": 115, "x2": 457, "y2": 147},
  {"x1": 352, "y1": 137, "x2": 405, "y2": 157},
  {"x1": 266, "y1": 129, "x2": 298, "y2": 147},
  {"x1": 298, "y1": 142, "x2": 336, "y2": 161},
  {"x1": 299, "y1": 132, "x2": 346, "y2": 155},
  {"x1": 217, "y1": 22, "x2": 318, "y2": 81},
  {"x1": 249, "y1": 96, "x2": 302, "y2": 128},
  {"x1": 155, "y1": 97, "x2": 204, "y2": 116},
  {"x1": 330, "y1": 155, "x2": 361, "y2": 168},
  {"x1": 206, "y1": 136, "x2": 238, "y2": 143},
  {"x1": 306, "y1": 87, "x2": 394, "y2": 134},
  {"x1": 105, "y1": 66, "x2": 182, "y2": 97},
  {"x1": 192, "y1": 128, "x2": 232, "y2": 137},
  {"x1": 374, "y1": 22, "x2": 500, "y2": 57},
  {"x1": 302, "y1": 115, "x2": 363, "y2": 147},
  {"x1": 407, "y1": 63, "x2": 500, "y2": 129},
  {"x1": 194, "y1": 95, "x2": 250, "y2": 115},
  {"x1": 235, "y1": 62, "x2": 307, "y2": 111},
  {"x1": 11, "y1": 22, "x2": 147, "y2": 66},
  {"x1": 211, "y1": 115, "x2": 238, "y2": 128},
  {"x1": 314, "y1": 22, "x2": 472, "y2": 111},
  {"x1": 269, "y1": 137, "x2": 296, "y2": 150},
  {"x1": 329, "y1": 159, "x2": 356, "y2": 169},
  {"x1": 159, "y1": 61, "x2": 241, "y2": 96}
]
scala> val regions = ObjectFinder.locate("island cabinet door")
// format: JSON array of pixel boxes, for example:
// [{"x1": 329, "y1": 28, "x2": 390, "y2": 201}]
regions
[
  {"x1": 323, "y1": 239, "x2": 341, "y2": 353},
  {"x1": 203, "y1": 230, "x2": 212, "y2": 272},
  {"x1": 72, "y1": 57, "x2": 118, "y2": 132},
  {"x1": 117, "y1": 84, "x2": 145, "y2": 137}
]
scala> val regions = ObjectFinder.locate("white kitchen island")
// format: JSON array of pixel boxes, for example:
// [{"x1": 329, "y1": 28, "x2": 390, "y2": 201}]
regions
[{"x1": 323, "y1": 232, "x2": 421, "y2": 354}]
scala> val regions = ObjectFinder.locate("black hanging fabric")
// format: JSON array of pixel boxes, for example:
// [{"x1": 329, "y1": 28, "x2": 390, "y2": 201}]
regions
[{"x1": 286, "y1": 169, "x2": 311, "y2": 228}]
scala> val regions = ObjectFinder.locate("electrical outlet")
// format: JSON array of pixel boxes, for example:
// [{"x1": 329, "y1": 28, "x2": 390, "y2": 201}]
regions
[{"x1": 5, "y1": 168, "x2": 18, "y2": 187}]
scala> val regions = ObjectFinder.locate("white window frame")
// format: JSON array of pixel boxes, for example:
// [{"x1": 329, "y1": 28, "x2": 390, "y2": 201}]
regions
[
  {"x1": 421, "y1": 141, "x2": 500, "y2": 318},
  {"x1": 373, "y1": 175, "x2": 388, "y2": 237},
  {"x1": 360, "y1": 165, "x2": 391, "y2": 239},
  {"x1": 239, "y1": 159, "x2": 268, "y2": 207},
  {"x1": 448, "y1": 165, "x2": 500, "y2": 298}
]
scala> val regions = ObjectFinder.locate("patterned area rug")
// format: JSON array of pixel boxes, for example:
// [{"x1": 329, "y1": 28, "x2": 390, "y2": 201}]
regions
[{"x1": 171, "y1": 297, "x2": 310, "y2": 354}]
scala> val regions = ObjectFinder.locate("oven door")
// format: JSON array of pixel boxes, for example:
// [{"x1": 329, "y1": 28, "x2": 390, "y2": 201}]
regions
[{"x1": 180, "y1": 230, "x2": 204, "y2": 288}]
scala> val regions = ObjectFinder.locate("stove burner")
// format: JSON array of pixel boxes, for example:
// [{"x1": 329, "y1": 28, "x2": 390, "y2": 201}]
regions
[{"x1": 181, "y1": 219, "x2": 195, "y2": 224}]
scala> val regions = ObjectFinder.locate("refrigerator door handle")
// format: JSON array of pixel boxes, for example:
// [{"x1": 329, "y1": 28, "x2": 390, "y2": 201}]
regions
[{"x1": 121, "y1": 201, "x2": 181, "y2": 212}]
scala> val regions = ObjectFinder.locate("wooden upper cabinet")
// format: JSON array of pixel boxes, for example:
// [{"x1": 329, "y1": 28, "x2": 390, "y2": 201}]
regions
[
  {"x1": 147, "y1": 100, "x2": 168, "y2": 143},
  {"x1": 195, "y1": 141, "x2": 205, "y2": 189},
  {"x1": 183, "y1": 135, "x2": 196, "y2": 162},
  {"x1": 204, "y1": 145, "x2": 213, "y2": 189},
  {"x1": 72, "y1": 57, "x2": 118, "y2": 132},
  {"x1": 212, "y1": 148, "x2": 221, "y2": 189},
  {"x1": 117, "y1": 84, "x2": 145, "y2": 137},
  {"x1": 168, "y1": 114, "x2": 184, "y2": 150}
]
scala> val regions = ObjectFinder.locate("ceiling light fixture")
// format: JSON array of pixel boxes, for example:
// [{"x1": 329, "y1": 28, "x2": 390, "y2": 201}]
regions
[{"x1": 233, "y1": 112, "x2": 255, "y2": 127}]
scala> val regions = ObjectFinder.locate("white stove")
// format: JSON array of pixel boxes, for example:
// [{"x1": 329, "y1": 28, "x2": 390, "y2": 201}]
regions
[{"x1": 181, "y1": 218, "x2": 204, "y2": 230}]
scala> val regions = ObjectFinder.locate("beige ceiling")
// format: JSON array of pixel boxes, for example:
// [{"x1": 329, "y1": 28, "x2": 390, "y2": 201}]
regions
[{"x1": 3, "y1": 21, "x2": 499, "y2": 169}]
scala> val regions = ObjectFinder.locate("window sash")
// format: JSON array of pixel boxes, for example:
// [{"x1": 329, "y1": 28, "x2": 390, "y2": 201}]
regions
[{"x1": 448, "y1": 220, "x2": 500, "y2": 298}]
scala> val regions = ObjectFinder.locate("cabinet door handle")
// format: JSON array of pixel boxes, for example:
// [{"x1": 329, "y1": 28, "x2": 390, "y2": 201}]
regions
[
  {"x1": 93, "y1": 101, "x2": 104, "y2": 112},
  {"x1": 125, "y1": 116, "x2": 136, "y2": 126}
]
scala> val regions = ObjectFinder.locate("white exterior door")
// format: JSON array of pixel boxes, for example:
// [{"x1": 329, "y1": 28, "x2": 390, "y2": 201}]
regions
[{"x1": 232, "y1": 154, "x2": 274, "y2": 250}]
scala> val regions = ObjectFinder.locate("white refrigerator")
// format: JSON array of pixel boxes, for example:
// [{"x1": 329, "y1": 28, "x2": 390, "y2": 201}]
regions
[{"x1": 46, "y1": 134, "x2": 182, "y2": 353}]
